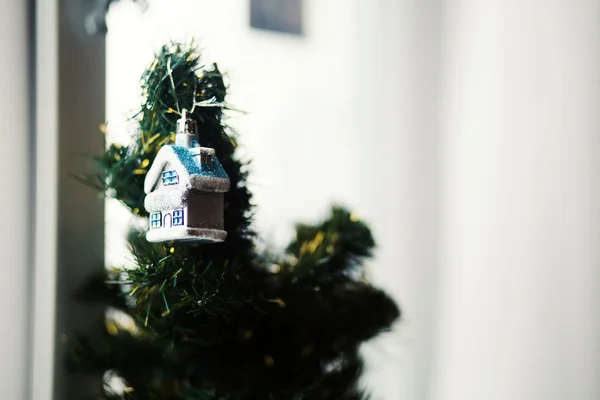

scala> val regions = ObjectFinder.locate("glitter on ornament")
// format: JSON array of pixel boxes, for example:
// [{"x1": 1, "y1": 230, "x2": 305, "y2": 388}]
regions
[{"x1": 143, "y1": 110, "x2": 230, "y2": 243}]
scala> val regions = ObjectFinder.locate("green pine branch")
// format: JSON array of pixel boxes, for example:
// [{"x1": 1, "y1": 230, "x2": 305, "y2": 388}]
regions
[{"x1": 69, "y1": 42, "x2": 400, "y2": 400}]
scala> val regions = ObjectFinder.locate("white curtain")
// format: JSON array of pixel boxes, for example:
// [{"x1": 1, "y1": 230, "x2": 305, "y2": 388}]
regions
[{"x1": 430, "y1": 1, "x2": 600, "y2": 399}]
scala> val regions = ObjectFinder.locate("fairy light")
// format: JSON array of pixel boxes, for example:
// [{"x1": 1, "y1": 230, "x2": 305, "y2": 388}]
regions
[
  {"x1": 268, "y1": 298, "x2": 287, "y2": 308},
  {"x1": 264, "y1": 355, "x2": 275, "y2": 367}
]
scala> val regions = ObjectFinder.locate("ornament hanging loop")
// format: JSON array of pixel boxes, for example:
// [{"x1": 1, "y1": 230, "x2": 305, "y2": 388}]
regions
[{"x1": 175, "y1": 109, "x2": 199, "y2": 148}]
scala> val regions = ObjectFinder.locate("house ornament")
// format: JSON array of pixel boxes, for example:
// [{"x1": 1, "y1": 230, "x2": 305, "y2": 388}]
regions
[{"x1": 143, "y1": 110, "x2": 230, "y2": 243}]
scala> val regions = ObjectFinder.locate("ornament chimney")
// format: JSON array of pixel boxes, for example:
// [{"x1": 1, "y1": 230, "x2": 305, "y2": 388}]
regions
[
  {"x1": 200, "y1": 148, "x2": 214, "y2": 166},
  {"x1": 175, "y1": 109, "x2": 199, "y2": 148}
]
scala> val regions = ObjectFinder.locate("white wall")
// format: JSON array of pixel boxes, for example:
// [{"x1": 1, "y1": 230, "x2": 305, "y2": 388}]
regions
[
  {"x1": 0, "y1": 0, "x2": 31, "y2": 398},
  {"x1": 106, "y1": 1, "x2": 420, "y2": 399},
  {"x1": 106, "y1": 0, "x2": 366, "y2": 253}
]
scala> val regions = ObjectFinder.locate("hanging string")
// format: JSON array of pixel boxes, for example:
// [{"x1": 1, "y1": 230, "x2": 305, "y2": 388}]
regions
[
  {"x1": 193, "y1": 96, "x2": 226, "y2": 109},
  {"x1": 167, "y1": 58, "x2": 227, "y2": 115},
  {"x1": 166, "y1": 57, "x2": 181, "y2": 114},
  {"x1": 191, "y1": 82, "x2": 227, "y2": 111},
  {"x1": 190, "y1": 83, "x2": 198, "y2": 113}
]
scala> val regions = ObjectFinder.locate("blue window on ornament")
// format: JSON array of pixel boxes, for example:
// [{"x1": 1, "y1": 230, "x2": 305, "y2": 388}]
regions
[
  {"x1": 150, "y1": 212, "x2": 162, "y2": 229},
  {"x1": 173, "y1": 209, "x2": 184, "y2": 226},
  {"x1": 162, "y1": 170, "x2": 179, "y2": 185}
]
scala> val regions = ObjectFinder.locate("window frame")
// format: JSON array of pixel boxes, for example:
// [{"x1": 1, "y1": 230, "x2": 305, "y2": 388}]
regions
[
  {"x1": 172, "y1": 209, "x2": 184, "y2": 226},
  {"x1": 151, "y1": 212, "x2": 162, "y2": 228},
  {"x1": 162, "y1": 170, "x2": 179, "y2": 185},
  {"x1": 33, "y1": 1, "x2": 106, "y2": 399}
]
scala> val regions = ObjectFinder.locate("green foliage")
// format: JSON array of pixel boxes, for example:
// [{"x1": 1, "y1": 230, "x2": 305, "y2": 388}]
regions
[{"x1": 69, "y1": 43, "x2": 399, "y2": 400}]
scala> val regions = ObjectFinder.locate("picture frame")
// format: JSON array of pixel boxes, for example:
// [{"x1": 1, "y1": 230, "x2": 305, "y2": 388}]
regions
[{"x1": 250, "y1": 0, "x2": 303, "y2": 35}]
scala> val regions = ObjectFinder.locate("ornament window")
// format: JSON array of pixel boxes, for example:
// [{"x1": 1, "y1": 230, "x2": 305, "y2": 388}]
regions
[
  {"x1": 162, "y1": 170, "x2": 179, "y2": 185},
  {"x1": 150, "y1": 212, "x2": 162, "y2": 228},
  {"x1": 172, "y1": 209, "x2": 184, "y2": 226}
]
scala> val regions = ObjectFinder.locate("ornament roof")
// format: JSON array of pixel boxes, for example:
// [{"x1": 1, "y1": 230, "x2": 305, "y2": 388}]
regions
[{"x1": 144, "y1": 145, "x2": 230, "y2": 195}]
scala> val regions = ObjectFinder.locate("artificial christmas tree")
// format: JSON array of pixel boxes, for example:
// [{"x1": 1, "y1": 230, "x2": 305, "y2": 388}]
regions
[{"x1": 69, "y1": 43, "x2": 400, "y2": 400}]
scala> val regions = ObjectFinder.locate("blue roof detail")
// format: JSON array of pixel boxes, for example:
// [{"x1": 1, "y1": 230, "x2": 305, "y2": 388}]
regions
[
  {"x1": 171, "y1": 145, "x2": 229, "y2": 179},
  {"x1": 205, "y1": 156, "x2": 229, "y2": 179},
  {"x1": 171, "y1": 146, "x2": 202, "y2": 174}
]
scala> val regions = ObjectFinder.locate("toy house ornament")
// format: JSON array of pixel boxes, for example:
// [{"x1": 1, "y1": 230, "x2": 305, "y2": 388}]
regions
[{"x1": 143, "y1": 110, "x2": 230, "y2": 243}]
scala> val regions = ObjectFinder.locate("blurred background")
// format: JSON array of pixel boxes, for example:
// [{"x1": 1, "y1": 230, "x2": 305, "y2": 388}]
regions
[{"x1": 1, "y1": 0, "x2": 600, "y2": 399}]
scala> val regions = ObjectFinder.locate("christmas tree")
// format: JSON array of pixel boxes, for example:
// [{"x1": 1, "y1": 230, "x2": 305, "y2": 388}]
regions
[{"x1": 69, "y1": 43, "x2": 400, "y2": 400}]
